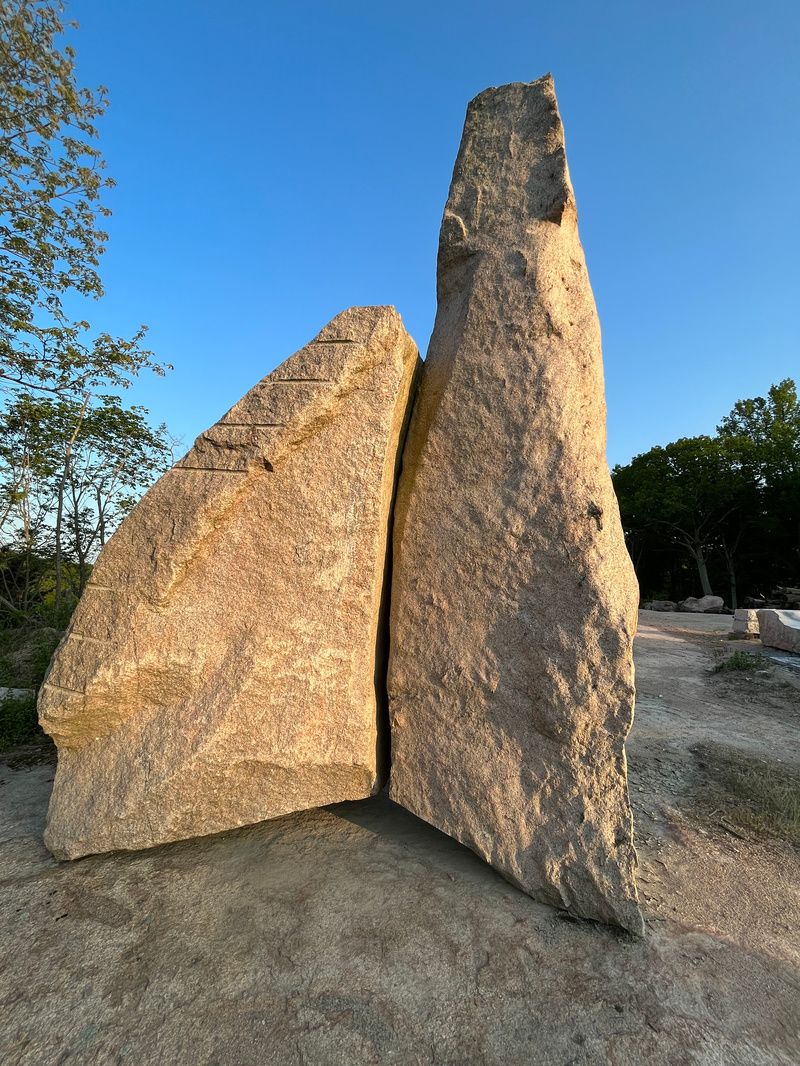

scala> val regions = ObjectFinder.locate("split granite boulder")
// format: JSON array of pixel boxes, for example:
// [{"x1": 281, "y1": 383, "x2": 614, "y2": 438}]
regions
[
  {"x1": 388, "y1": 76, "x2": 643, "y2": 932},
  {"x1": 39, "y1": 306, "x2": 419, "y2": 858},
  {"x1": 757, "y1": 609, "x2": 800, "y2": 655}
]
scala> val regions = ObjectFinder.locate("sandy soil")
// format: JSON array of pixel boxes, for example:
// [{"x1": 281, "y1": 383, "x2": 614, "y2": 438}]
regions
[{"x1": 1, "y1": 612, "x2": 798, "y2": 1065}]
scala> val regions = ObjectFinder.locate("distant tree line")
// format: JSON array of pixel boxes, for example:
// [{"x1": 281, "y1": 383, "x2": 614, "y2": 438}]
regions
[
  {"x1": 613, "y1": 379, "x2": 800, "y2": 609},
  {"x1": 0, "y1": 0, "x2": 172, "y2": 629}
]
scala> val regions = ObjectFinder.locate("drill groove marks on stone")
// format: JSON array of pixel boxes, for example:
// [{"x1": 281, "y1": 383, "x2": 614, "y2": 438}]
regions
[
  {"x1": 40, "y1": 306, "x2": 420, "y2": 859},
  {"x1": 388, "y1": 76, "x2": 643, "y2": 933}
]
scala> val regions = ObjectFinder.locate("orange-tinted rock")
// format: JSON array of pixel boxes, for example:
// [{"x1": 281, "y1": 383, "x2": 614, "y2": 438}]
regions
[
  {"x1": 40, "y1": 307, "x2": 419, "y2": 858},
  {"x1": 388, "y1": 77, "x2": 643, "y2": 933}
]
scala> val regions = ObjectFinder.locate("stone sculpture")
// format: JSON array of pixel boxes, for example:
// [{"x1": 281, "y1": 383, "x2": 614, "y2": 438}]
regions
[
  {"x1": 40, "y1": 307, "x2": 419, "y2": 858},
  {"x1": 387, "y1": 75, "x2": 643, "y2": 933},
  {"x1": 39, "y1": 77, "x2": 644, "y2": 935}
]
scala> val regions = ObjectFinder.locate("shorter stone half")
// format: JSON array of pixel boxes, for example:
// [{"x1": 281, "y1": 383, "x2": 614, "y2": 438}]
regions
[{"x1": 40, "y1": 307, "x2": 420, "y2": 859}]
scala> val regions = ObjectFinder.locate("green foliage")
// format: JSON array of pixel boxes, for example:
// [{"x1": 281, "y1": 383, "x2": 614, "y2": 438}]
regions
[
  {"x1": 718, "y1": 379, "x2": 800, "y2": 460},
  {"x1": 0, "y1": 624, "x2": 60, "y2": 686},
  {"x1": 0, "y1": 692, "x2": 39, "y2": 748},
  {"x1": 0, "y1": 625, "x2": 60, "y2": 751},
  {"x1": 713, "y1": 651, "x2": 759, "y2": 673},
  {"x1": 0, "y1": 392, "x2": 173, "y2": 623},
  {"x1": 613, "y1": 379, "x2": 800, "y2": 606},
  {"x1": 0, "y1": 0, "x2": 170, "y2": 396},
  {"x1": 0, "y1": 1, "x2": 174, "y2": 636}
]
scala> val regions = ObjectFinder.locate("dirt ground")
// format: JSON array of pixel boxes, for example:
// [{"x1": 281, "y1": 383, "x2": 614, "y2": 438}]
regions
[{"x1": 1, "y1": 611, "x2": 798, "y2": 1065}]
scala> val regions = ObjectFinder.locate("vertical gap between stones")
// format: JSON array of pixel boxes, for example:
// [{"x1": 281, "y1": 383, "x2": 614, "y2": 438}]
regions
[{"x1": 373, "y1": 358, "x2": 423, "y2": 790}]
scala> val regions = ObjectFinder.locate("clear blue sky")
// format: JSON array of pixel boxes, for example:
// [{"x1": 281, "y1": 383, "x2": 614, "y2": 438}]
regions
[{"x1": 66, "y1": 0, "x2": 800, "y2": 466}]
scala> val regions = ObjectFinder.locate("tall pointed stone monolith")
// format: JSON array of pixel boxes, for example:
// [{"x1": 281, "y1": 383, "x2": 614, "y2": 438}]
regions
[
  {"x1": 388, "y1": 76, "x2": 643, "y2": 933},
  {"x1": 40, "y1": 306, "x2": 419, "y2": 858}
]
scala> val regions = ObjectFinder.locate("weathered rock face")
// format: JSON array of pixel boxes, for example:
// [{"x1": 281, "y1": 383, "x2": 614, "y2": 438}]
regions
[
  {"x1": 757, "y1": 609, "x2": 800, "y2": 654},
  {"x1": 40, "y1": 307, "x2": 419, "y2": 859},
  {"x1": 679, "y1": 595, "x2": 725, "y2": 614},
  {"x1": 732, "y1": 608, "x2": 759, "y2": 638},
  {"x1": 388, "y1": 77, "x2": 643, "y2": 933}
]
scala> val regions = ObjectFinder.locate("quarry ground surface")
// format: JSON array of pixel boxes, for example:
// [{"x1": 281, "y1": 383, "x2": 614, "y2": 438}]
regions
[{"x1": 1, "y1": 612, "x2": 799, "y2": 1066}]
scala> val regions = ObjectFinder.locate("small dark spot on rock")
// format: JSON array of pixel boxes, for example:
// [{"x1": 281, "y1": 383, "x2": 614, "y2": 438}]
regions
[
  {"x1": 506, "y1": 250, "x2": 528, "y2": 277},
  {"x1": 587, "y1": 501, "x2": 604, "y2": 531}
]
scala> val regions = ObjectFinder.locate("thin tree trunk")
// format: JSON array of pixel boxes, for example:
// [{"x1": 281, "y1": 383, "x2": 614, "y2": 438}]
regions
[
  {"x1": 693, "y1": 543, "x2": 713, "y2": 597},
  {"x1": 721, "y1": 544, "x2": 738, "y2": 609},
  {"x1": 54, "y1": 396, "x2": 89, "y2": 613},
  {"x1": 22, "y1": 540, "x2": 31, "y2": 613},
  {"x1": 19, "y1": 455, "x2": 32, "y2": 612},
  {"x1": 70, "y1": 478, "x2": 88, "y2": 595},
  {"x1": 721, "y1": 535, "x2": 741, "y2": 611},
  {"x1": 97, "y1": 485, "x2": 106, "y2": 547},
  {"x1": 54, "y1": 474, "x2": 65, "y2": 612}
]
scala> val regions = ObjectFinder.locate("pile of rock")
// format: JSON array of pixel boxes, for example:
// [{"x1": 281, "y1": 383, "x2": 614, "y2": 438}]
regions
[
  {"x1": 38, "y1": 77, "x2": 643, "y2": 933},
  {"x1": 641, "y1": 596, "x2": 728, "y2": 614}
]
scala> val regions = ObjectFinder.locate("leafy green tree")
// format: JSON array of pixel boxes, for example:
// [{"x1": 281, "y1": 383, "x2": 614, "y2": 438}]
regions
[
  {"x1": 0, "y1": 393, "x2": 173, "y2": 621},
  {"x1": 717, "y1": 378, "x2": 800, "y2": 587},
  {"x1": 0, "y1": 0, "x2": 175, "y2": 633},
  {"x1": 614, "y1": 379, "x2": 800, "y2": 607},
  {"x1": 0, "y1": 0, "x2": 169, "y2": 396},
  {"x1": 613, "y1": 436, "x2": 743, "y2": 599}
]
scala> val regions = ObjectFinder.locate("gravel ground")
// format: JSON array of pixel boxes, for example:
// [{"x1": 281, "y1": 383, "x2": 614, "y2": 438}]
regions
[{"x1": 1, "y1": 611, "x2": 798, "y2": 1065}]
